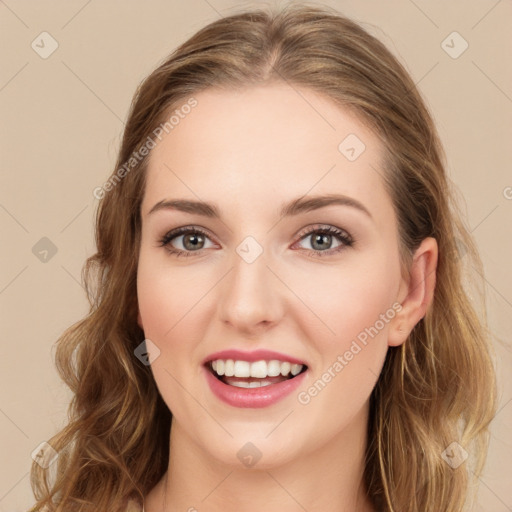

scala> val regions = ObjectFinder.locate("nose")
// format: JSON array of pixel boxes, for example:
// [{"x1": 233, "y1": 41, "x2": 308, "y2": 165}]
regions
[{"x1": 217, "y1": 247, "x2": 284, "y2": 336}]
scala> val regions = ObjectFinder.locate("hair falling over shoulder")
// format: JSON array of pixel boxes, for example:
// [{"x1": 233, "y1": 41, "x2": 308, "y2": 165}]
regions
[{"x1": 29, "y1": 2, "x2": 497, "y2": 511}]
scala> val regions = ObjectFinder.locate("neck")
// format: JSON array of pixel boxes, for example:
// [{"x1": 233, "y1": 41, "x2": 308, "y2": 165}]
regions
[{"x1": 146, "y1": 405, "x2": 375, "y2": 512}]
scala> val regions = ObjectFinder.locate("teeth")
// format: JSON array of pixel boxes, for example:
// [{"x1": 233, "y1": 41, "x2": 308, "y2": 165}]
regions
[
  {"x1": 234, "y1": 360, "x2": 251, "y2": 377},
  {"x1": 267, "y1": 360, "x2": 281, "y2": 377},
  {"x1": 225, "y1": 359, "x2": 235, "y2": 377},
  {"x1": 280, "y1": 362, "x2": 291, "y2": 376},
  {"x1": 250, "y1": 360, "x2": 267, "y2": 378},
  {"x1": 210, "y1": 359, "x2": 305, "y2": 379},
  {"x1": 230, "y1": 380, "x2": 274, "y2": 388},
  {"x1": 291, "y1": 364, "x2": 302, "y2": 376}
]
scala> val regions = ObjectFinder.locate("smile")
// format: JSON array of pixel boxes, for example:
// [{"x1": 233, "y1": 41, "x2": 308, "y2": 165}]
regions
[
  {"x1": 210, "y1": 359, "x2": 305, "y2": 387},
  {"x1": 203, "y1": 350, "x2": 309, "y2": 408}
]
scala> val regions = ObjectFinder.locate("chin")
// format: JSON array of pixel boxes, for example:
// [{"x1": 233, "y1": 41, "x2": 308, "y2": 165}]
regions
[{"x1": 197, "y1": 430, "x2": 307, "y2": 471}]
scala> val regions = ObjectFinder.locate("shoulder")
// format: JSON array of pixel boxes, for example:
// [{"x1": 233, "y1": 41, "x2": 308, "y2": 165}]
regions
[
  {"x1": 125, "y1": 499, "x2": 144, "y2": 512},
  {"x1": 34, "y1": 501, "x2": 143, "y2": 512}
]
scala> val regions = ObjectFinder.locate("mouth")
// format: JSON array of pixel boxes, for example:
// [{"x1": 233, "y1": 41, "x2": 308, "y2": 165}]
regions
[
  {"x1": 205, "y1": 358, "x2": 308, "y2": 388},
  {"x1": 202, "y1": 349, "x2": 309, "y2": 408}
]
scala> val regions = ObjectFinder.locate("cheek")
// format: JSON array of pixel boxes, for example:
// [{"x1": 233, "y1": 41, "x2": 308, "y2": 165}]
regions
[
  {"x1": 291, "y1": 253, "x2": 398, "y2": 408},
  {"x1": 136, "y1": 255, "x2": 210, "y2": 412},
  {"x1": 136, "y1": 251, "x2": 223, "y2": 388},
  {"x1": 286, "y1": 251, "x2": 399, "y2": 344},
  {"x1": 137, "y1": 252, "x2": 210, "y2": 339}
]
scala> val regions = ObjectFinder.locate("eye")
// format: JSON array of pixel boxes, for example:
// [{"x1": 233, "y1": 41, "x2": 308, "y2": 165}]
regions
[
  {"x1": 159, "y1": 226, "x2": 216, "y2": 257},
  {"x1": 292, "y1": 224, "x2": 353, "y2": 258},
  {"x1": 158, "y1": 224, "x2": 354, "y2": 258}
]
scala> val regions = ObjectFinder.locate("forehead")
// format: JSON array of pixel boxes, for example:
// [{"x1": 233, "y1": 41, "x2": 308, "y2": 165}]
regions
[{"x1": 142, "y1": 83, "x2": 390, "y2": 221}]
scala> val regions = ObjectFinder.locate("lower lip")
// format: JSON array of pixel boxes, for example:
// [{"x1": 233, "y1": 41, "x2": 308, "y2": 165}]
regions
[{"x1": 203, "y1": 366, "x2": 307, "y2": 408}]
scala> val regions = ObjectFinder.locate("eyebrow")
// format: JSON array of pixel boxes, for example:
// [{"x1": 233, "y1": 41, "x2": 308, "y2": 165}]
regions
[{"x1": 147, "y1": 193, "x2": 372, "y2": 220}]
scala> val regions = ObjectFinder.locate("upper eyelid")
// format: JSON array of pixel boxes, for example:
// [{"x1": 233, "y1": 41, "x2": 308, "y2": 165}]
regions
[{"x1": 296, "y1": 224, "x2": 351, "y2": 239}]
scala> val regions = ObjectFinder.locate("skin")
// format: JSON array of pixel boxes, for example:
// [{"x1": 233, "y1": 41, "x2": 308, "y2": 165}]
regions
[{"x1": 136, "y1": 82, "x2": 437, "y2": 512}]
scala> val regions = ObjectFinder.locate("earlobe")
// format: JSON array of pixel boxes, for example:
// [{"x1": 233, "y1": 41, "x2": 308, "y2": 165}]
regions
[{"x1": 388, "y1": 237, "x2": 438, "y2": 347}]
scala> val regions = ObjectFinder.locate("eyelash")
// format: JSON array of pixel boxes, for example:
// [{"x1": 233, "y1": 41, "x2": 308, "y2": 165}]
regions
[{"x1": 158, "y1": 224, "x2": 354, "y2": 259}]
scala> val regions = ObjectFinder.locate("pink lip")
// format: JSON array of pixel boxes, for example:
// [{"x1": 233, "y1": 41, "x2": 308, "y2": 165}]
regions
[
  {"x1": 203, "y1": 365, "x2": 307, "y2": 408},
  {"x1": 203, "y1": 349, "x2": 307, "y2": 366}
]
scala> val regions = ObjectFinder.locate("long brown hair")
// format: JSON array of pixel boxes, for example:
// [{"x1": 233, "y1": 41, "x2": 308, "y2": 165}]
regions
[{"x1": 29, "y1": 3, "x2": 497, "y2": 511}]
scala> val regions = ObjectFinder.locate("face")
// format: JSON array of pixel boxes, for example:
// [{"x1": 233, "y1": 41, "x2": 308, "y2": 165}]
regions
[{"x1": 137, "y1": 82, "x2": 409, "y2": 469}]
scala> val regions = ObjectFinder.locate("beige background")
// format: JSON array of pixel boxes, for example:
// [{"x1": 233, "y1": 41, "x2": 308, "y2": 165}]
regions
[{"x1": 1, "y1": 0, "x2": 511, "y2": 510}]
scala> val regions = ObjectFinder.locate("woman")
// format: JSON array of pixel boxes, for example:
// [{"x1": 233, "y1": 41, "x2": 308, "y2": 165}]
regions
[{"x1": 29, "y1": 3, "x2": 497, "y2": 511}]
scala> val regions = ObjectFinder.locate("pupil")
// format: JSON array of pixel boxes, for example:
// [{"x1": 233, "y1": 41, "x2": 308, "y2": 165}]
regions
[
  {"x1": 312, "y1": 233, "x2": 330, "y2": 250},
  {"x1": 184, "y1": 233, "x2": 203, "y2": 250}
]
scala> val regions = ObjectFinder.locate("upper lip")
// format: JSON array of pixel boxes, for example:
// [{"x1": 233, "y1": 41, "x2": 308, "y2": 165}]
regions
[{"x1": 203, "y1": 349, "x2": 308, "y2": 367}]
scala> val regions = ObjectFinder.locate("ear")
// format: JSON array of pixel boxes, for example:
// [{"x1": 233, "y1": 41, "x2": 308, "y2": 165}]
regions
[
  {"x1": 137, "y1": 310, "x2": 144, "y2": 330},
  {"x1": 388, "y1": 237, "x2": 438, "y2": 347}
]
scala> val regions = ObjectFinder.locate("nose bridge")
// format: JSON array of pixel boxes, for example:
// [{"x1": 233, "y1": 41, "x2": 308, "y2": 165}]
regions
[{"x1": 218, "y1": 238, "x2": 282, "y2": 332}]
